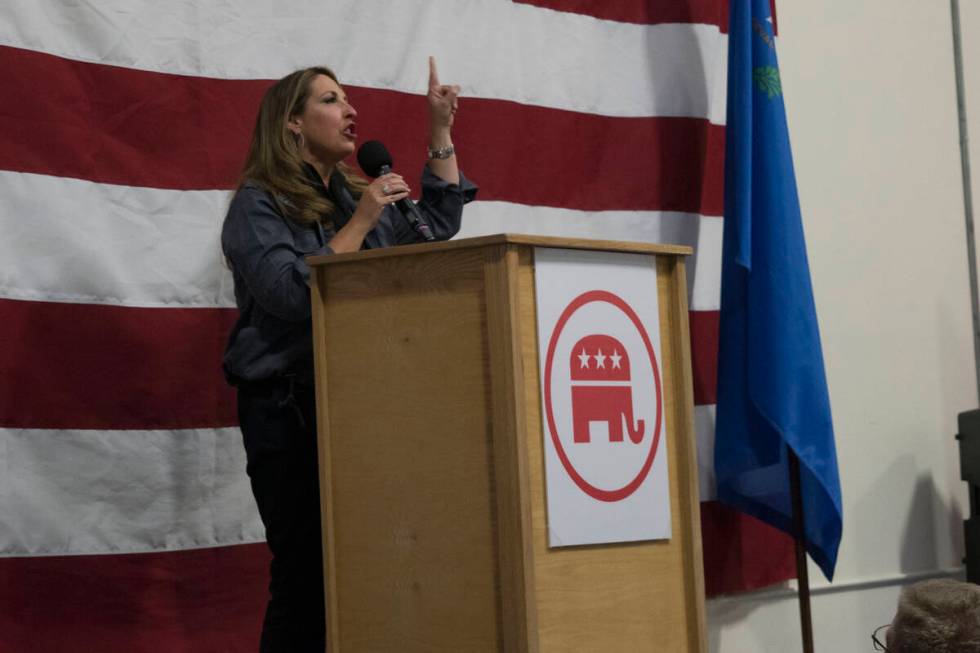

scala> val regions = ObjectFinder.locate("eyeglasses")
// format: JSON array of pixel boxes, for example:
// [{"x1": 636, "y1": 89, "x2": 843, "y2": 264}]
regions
[{"x1": 872, "y1": 624, "x2": 891, "y2": 651}]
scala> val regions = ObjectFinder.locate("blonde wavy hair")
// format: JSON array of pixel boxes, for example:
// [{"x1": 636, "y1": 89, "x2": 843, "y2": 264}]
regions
[{"x1": 240, "y1": 66, "x2": 368, "y2": 226}]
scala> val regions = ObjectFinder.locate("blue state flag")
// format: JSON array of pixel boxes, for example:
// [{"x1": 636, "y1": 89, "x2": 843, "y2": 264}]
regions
[{"x1": 715, "y1": 0, "x2": 843, "y2": 580}]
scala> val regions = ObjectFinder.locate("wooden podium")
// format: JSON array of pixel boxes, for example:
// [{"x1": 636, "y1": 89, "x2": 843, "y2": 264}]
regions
[{"x1": 307, "y1": 234, "x2": 705, "y2": 652}]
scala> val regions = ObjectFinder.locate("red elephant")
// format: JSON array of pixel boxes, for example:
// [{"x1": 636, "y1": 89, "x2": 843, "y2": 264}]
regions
[{"x1": 569, "y1": 334, "x2": 645, "y2": 444}]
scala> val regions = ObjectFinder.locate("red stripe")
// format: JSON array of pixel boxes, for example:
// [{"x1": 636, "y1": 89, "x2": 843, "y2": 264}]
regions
[
  {"x1": 0, "y1": 544, "x2": 269, "y2": 653},
  {"x1": 0, "y1": 46, "x2": 263, "y2": 192},
  {"x1": 513, "y1": 0, "x2": 729, "y2": 31},
  {"x1": 0, "y1": 513, "x2": 788, "y2": 653},
  {"x1": 0, "y1": 299, "x2": 237, "y2": 430},
  {"x1": 690, "y1": 310, "x2": 719, "y2": 406},
  {"x1": 700, "y1": 500, "x2": 795, "y2": 596},
  {"x1": 1, "y1": 299, "x2": 720, "y2": 429},
  {"x1": 0, "y1": 45, "x2": 724, "y2": 215}
]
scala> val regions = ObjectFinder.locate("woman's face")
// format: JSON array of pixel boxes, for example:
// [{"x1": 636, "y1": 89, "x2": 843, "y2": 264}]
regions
[{"x1": 290, "y1": 74, "x2": 357, "y2": 166}]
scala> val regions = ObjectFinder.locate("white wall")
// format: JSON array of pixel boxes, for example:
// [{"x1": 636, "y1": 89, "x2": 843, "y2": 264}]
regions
[{"x1": 709, "y1": 2, "x2": 978, "y2": 650}]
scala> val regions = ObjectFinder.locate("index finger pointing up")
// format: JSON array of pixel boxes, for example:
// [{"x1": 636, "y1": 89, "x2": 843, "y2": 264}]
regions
[{"x1": 428, "y1": 55, "x2": 440, "y2": 88}]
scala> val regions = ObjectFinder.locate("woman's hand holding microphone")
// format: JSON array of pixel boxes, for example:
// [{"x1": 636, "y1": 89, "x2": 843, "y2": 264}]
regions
[{"x1": 330, "y1": 173, "x2": 410, "y2": 253}]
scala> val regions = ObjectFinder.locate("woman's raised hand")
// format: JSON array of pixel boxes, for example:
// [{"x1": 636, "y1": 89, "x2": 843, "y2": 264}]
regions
[
  {"x1": 425, "y1": 56, "x2": 460, "y2": 184},
  {"x1": 427, "y1": 56, "x2": 459, "y2": 130}
]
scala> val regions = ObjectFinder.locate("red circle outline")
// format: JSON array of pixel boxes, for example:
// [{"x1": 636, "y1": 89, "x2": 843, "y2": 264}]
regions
[{"x1": 543, "y1": 290, "x2": 663, "y2": 502}]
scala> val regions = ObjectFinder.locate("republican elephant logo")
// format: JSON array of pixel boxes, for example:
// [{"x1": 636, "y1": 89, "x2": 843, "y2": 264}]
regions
[
  {"x1": 542, "y1": 289, "x2": 664, "y2": 504},
  {"x1": 570, "y1": 334, "x2": 645, "y2": 444}
]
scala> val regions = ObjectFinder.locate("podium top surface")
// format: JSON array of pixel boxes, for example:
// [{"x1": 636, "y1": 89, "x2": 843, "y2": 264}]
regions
[{"x1": 306, "y1": 233, "x2": 693, "y2": 267}]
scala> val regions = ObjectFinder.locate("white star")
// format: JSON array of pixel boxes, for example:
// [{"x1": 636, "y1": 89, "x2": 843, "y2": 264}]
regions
[
  {"x1": 594, "y1": 348, "x2": 607, "y2": 369},
  {"x1": 577, "y1": 348, "x2": 591, "y2": 369},
  {"x1": 610, "y1": 350, "x2": 622, "y2": 369}
]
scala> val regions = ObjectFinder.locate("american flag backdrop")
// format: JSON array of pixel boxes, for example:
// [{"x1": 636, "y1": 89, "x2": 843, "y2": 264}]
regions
[{"x1": 0, "y1": 1, "x2": 795, "y2": 650}]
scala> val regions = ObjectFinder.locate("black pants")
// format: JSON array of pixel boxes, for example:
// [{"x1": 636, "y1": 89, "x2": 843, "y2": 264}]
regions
[{"x1": 237, "y1": 378, "x2": 325, "y2": 653}]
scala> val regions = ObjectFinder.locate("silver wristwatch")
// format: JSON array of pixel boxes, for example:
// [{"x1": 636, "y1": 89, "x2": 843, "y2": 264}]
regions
[{"x1": 427, "y1": 144, "x2": 455, "y2": 160}]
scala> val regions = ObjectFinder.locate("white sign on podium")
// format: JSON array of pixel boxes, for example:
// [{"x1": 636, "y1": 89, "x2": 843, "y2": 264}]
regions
[{"x1": 534, "y1": 247, "x2": 671, "y2": 547}]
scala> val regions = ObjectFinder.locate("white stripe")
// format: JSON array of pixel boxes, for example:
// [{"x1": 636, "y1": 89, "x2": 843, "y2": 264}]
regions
[
  {"x1": 695, "y1": 404, "x2": 717, "y2": 500},
  {"x1": 0, "y1": 389, "x2": 716, "y2": 558},
  {"x1": 460, "y1": 201, "x2": 722, "y2": 311},
  {"x1": 0, "y1": 172, "x2": 722, "y2": 311},
  {"x1": 0, "y1": 0, "x2": 727, "y2": 121},
  {"x1": 0, "y1": 427, "x2": 262, "y2": 556},
  {"x1": 0, "y1": 172, "x2": 235, "y2": 309},
  {"x1": 0, "y1": 415, "x2": 718, "y2": 556}
]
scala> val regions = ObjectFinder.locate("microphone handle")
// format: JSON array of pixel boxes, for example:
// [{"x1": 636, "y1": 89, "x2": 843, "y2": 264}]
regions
[{"x1": 379, "y1": 165, "x2": 435, "y2": 241}]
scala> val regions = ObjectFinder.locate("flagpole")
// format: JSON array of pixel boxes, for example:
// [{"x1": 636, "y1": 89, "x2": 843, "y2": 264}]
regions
[
  {"x1": 789, "y1": 448, "x2": 815, "y2": 653},
  {"x1": 950, "y1": 0, "x2": 980, "y2": 403}
]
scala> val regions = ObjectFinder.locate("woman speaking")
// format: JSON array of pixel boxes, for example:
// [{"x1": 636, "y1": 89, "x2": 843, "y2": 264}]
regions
[{"x1": 221, "y1": 58, "x2": 476, "y2": 651}]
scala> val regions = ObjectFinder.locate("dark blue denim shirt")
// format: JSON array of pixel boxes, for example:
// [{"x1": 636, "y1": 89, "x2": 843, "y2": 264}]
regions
[{"x1": 222, "y1": 165, "x2": 477, "y2": 384}]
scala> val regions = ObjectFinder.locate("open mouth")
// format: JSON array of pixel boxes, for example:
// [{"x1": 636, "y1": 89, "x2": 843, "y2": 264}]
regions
[{"x1": 342, "y1": 124, "x2": 357, "y2": 139}]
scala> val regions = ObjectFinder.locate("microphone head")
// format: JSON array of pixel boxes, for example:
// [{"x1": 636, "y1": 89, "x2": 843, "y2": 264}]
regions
[{"x1": 356, "y1": 140, "x2": 393, "y2": 178}]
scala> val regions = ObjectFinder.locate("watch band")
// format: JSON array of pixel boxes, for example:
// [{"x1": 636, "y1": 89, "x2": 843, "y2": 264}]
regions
[{"x1": 427, "y1": 144, "x2": 455, "y2": 160}]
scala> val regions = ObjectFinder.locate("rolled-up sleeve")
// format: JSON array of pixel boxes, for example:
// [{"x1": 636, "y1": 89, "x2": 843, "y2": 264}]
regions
[
  {"x1": 391, "y1": 166, "x2": 478, "y2": 244},
  {"x1": 222, "y1": 187, "x2": 330, "y2": 322}
]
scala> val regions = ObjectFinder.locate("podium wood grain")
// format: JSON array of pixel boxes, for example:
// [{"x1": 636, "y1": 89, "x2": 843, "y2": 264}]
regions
[{"x1": 309, "y1": 235, "x2": 704, "y2": 652}]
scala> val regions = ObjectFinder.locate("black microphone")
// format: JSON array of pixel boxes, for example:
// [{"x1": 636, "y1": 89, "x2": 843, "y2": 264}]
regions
[{"x1": 356, "y1": 140, "x2": 435, "y2": 242}]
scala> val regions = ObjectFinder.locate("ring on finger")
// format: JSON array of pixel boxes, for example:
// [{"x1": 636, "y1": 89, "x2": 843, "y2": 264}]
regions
[{"x1": 382, "y1": 183, "x2": 390, "y2": 195}]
